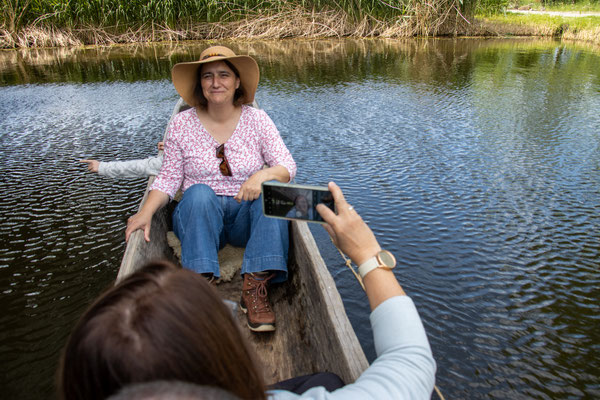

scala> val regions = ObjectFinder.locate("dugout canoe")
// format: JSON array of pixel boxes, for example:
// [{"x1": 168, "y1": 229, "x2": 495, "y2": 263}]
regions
[{"x1": 117, "y1": 98, "x2": 368, "y2": 385}]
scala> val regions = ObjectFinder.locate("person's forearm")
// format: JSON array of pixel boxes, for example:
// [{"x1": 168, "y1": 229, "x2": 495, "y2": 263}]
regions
[
  {"x1": 125, "y1": 189, "x2": 170, "y2": 242},
  {"x1": 317, "y1": 181, "x2": 407, "y2": 311},
  {"x1": 141, "y1": 190, "x2": 170, "y2": 216},
  {"x1": 346, "y1": 245, "x2": 406, "y2": 311},
  {"x1": 261, "y1": 165, "x2": 290, "y2": 183},
  {"x1": 363, "y1": 268, "x2": 406, "y2": 311}
]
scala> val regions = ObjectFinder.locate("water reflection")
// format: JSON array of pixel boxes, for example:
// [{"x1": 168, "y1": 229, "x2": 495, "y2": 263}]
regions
[
  {"x1": 1, "y1": 39, "x2": 599, "y2": 399},
  {"x1": 3, "y1": 38, "x2": 599, "y2": 87}
]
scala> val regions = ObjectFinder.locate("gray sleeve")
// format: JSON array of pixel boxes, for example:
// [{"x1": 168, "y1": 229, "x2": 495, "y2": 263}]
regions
[
  {"x1": 269, "y1": 296, "x2": 436, "y2": 400},
  {"x1": 97, "y1": 155, "x2": 163, "y2": 179}
]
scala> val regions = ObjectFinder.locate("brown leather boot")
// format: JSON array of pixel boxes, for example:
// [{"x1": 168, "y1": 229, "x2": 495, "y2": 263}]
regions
[{"x1": 240, "y1": 272, "x2": 275, "y2": 332}]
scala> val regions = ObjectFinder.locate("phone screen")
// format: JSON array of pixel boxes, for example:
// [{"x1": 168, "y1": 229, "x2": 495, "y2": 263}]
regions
[{"x1": 262, "y1": 182, "x2": 335, "y2": 223}]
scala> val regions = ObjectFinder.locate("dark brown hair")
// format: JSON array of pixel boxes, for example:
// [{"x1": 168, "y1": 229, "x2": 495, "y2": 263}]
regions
[
  {"x1": 107, "y1": 381, "x2": 241, "y2": 400},
  {"x1": 58, "y1": 261, "x2": 266, "y2": 400},
  {"x1": 193, "y1": 60, "x2": 246, "y2": 109}
]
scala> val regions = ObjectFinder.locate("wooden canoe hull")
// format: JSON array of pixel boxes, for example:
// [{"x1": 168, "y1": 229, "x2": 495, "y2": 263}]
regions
[{"x1": 117, "y1": 100, "x2": 368, "y2": 385}]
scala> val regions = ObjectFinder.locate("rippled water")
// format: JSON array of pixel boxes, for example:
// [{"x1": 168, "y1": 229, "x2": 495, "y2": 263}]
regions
[{"x1": 1, "y1": 39, "x2": 599, "y2": 399}]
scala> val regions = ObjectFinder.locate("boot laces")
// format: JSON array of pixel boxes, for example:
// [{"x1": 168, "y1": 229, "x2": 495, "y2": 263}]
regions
[{"x1": 249, "y1": 273, "x2": 273, "y2": 313}]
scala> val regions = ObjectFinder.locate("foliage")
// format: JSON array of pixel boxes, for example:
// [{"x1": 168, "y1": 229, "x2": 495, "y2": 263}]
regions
[
  {"x1": 540, "y1": 0, "x2": 600, "y2": 10},
  {"x1": 475, "y1": 0, "x2": 510, "y2": 15},
  {"x1": 1, "y1": 0, "x2": 504, "y2": 29},
  {"x1": 2, "y1": 0, "x2": 597, "y2": 48},
  {"x1": 484, "y1": 13, "x2": 600, "y2": 30},
  {"x1": 2, "y1": 0, "x2": 32, "y2": 32}
]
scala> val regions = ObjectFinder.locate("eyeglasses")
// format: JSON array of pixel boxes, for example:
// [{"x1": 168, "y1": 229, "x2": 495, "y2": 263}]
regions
[{"x1": 216, "y1": 143, "x2": 232, "y2": 176}]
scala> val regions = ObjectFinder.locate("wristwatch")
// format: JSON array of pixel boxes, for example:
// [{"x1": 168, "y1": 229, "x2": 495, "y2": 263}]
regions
[{"x1": 358, "y1": 250, "x2": 396, "y2": 278}]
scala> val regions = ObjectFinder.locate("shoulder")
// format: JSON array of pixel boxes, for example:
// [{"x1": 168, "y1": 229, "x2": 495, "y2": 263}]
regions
[
  {"x1": 241, "y1": 106, "x2": 277, "y2": 137},
  {"x1": 242, "y1": 104, "x2": 271, "y2": 123},
  {"x1": 168, "y1": 107, "x2": 199, "y2": 140},
  {"x1": 172, "y1": 107, "x2": 197, "y2": 124}
]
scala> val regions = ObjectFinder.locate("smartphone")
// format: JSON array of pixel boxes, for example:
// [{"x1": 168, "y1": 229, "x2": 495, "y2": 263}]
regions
[{"x1": 262, "y1": 182, "x2": 335, "y2": 224}]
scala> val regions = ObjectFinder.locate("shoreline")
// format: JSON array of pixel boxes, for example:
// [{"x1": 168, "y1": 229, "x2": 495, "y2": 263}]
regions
[
  {"x1": 1, "y1": 14, "x2": 599, "y2": 49},
  {"x1": 506, "y1": 9, "x2": 600, "y2": 18}
]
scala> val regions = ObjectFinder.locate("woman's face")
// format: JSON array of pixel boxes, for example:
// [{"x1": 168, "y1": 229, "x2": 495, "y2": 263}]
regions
[
  {"x1": 296, "y1": 196, "x2": 308, "y2": 213},
  {"x1": 199, "y1": 61, "x2": 240, "y2": 107}
]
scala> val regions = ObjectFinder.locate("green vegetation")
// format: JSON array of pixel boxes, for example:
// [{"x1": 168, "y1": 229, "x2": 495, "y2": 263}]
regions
[
  {"x1": 526, "y1": 0, "x2": 600, "y2": 12},
  {"x1": 1, "y1": 0, "x2": 498, "y2": 48},
  {"x1": 478, "y1": 12, "x2": 600, "y2": 43},
  {"x1": 3, "y1": 0, "x2": 470, "y2": 29},
  {"x1": 486, "y1": 13, "x2": 600, "y2": 30},
  {"x1": 1, "y1": 0, "x2": 599, "y2": 48},
  {"x1": 487, "y1": 13, "x2": 600, "y2": 30},
  {"x1": 476, "y1": 0, "x2": 511, "y2": 15}
]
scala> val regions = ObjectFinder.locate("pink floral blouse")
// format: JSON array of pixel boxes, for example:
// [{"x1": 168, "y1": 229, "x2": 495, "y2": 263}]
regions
[{"x1": 151, "y1": 105, "x2": 296, "y2": 198}]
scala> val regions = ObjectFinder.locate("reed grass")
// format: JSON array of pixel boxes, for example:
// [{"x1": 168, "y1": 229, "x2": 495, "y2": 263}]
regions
[
  {"x1": 4, "y1": 0, "x2": 597, "y2": 48},
  {"x1": 2, "y1": 0, "x2": 479, "y2": 48},
  {"x1": 4, "y1": 0, "x2": 449, "y2": 28}
]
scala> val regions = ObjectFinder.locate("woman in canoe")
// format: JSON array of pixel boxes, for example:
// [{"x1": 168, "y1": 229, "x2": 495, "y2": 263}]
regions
[
  {"x1": 125, "y1": 45, "x2": 297, "y2": 333},
  {"x1": 59, "y1": 182, "x2": 436, "y2": 400}
]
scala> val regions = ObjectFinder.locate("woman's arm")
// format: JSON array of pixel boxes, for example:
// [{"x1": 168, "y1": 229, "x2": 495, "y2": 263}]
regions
[
  {"x1": 149, "y1": 119, "x2": 184, "y2": 198},
  {"x1": 316, "y1": 182, "x2": 405, "y2": 310},
  {"x1": 311, "y1": 182, "x2": 436, "y2": 400},
  {"x1": 125, "y1": 190, "x2": 170, "y2": 242},
  {"x1": 234, "y1": 165, "x2": 289, "y2": 203}
]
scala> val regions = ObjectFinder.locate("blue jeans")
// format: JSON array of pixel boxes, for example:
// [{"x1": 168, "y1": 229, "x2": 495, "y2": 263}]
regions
[{"x1": 172, "y1": 184, "x2": 289, "y2": 283}]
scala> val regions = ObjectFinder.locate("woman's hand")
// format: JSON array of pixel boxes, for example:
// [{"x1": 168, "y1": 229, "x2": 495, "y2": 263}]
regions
[
  {"x1": 125, "y1": 211, "x2": 153, "y2": 242},
  {"x1": 80, "y1": 159, "x2": 100, "y2": 173},
  {"x1": 234, "y1": 170, "x2": 265, "y2": 203},
  {"x1": 124, "y1": 190, "x2": 169, "y2": 242},
  {"x1": 317, "y1": 181, "x2": 405, "y2": 310},
  {"x1": 316, "y1": 182, "x2": 381, "y2": 266},
  {"x1": 235, "y1": 165, "x2": 290, "y2": 203}
]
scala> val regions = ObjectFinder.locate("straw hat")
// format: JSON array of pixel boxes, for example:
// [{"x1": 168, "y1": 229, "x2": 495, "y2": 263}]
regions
[{"x1": 171, "y1": 46, "x2": 259, "y2": 107}]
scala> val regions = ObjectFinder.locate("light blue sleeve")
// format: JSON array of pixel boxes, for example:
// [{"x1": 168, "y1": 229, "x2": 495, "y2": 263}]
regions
[
  {"x1": 269, "y1": 296, "x2": 436, "y2": 400},
  {"x1": 98, "y1": 155, "x2": 163, "y2": 179}
]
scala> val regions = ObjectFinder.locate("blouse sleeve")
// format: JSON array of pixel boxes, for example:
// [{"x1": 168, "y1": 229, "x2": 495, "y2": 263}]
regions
[
  {"x1": 256, "y1": 109, "x2": 297, "y2": 182},
  {"x1": 268, "y1": 296, "x2": 436, "y2": 400},
  {"x1": 150, "y1": 118, "x2": 184, "y2": 198}
]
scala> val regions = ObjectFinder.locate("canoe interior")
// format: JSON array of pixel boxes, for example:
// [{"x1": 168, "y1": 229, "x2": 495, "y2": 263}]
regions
[{"x1": 117, "y1": 99, "x2": 368, "y2": 385}]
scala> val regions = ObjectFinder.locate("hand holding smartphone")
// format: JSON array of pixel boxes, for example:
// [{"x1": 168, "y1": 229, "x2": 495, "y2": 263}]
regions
[{"x1": 262, "y1": 182, "x2": 335, "y2": 224}]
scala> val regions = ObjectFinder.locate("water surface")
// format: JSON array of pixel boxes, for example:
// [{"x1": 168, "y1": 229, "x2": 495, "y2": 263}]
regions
[{"x1": 1, "y1": 38, "x2": 599, "y2": 399}]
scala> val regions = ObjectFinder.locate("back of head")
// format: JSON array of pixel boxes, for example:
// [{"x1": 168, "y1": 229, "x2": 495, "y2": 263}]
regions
[
  {"x1": 58, "y1": 261, "x2": 266, "y2": 400},
  {"x1": 107, "y1": 380, "x2": 241, "y2": 400}
]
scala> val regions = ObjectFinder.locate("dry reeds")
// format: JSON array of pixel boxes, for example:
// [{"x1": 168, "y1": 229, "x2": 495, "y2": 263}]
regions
[
  {"x1": 562, "y1": 25, "x2": 600, "y2": 44},
  {"x1": 9, "y1": 1, "x2": 596, "y2": 48},
  {"x1": 1, "y1": 1, "x2": 474, "y2": 48},
  {"x1": 0, "y1": 25, "x2": 82, "y2": 48}
]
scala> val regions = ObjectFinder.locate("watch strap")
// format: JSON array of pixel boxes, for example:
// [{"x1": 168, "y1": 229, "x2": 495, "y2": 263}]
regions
[{"x1": 357, "y1": 257, "x2": 380, "y2": 279}]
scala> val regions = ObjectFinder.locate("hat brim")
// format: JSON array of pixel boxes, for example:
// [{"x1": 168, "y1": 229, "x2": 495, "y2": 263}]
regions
[{"x1": 172, "y1": 55, "x2": 259, "y2": 107}]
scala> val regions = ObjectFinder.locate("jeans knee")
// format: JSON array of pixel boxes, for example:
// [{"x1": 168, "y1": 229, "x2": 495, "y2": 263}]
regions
[{"x1": 183, "y1": 184, "x2": 217, "y2": 208}]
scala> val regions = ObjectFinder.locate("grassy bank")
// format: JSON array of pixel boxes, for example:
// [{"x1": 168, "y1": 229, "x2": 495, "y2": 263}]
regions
[
  {"x1": 473, "y1": 0, "x2": 600, "y2": 44},
  {"x1": 2, "y1": 0, "x2": 599, "y2": 48},
  {"x1": 478, "y1": 13, "x2": 600, "y2": 44},
  {"x1": 511, "y1": 0, "x2": 600, "y2": 12}
]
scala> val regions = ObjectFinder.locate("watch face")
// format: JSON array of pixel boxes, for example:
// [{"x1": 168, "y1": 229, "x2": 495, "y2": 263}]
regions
[{"x1": 378, "y1": 250, "x2": 396, "y2": 268}]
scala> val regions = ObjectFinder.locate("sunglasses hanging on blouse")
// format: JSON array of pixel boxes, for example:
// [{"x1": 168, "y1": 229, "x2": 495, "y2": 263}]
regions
[{"x1": 216, "y1": 143, "x2": 232, "y2": 176}]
